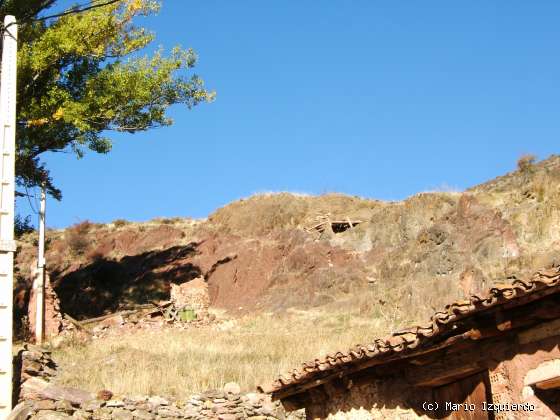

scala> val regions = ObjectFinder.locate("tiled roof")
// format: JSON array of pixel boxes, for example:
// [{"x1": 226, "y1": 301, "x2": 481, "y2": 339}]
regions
[{"x1": 261, "y1": 265, "x2": 560, "y2": 396}]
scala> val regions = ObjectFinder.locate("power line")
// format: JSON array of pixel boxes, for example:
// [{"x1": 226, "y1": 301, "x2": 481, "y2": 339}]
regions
[
  {"x1": 24, "y1": 183, "x2": 39, "y2": 214},
  {"x1": 1, "y1": 0, "x2": 124, "y2": 31},
  {"x1": 33, "y1": 0, "x2": 124, "y2": 22}
]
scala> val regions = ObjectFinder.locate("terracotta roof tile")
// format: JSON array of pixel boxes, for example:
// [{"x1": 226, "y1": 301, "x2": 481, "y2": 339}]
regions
[{"x1": 260, "y1": 265, "x2": 560, "y2": 396}]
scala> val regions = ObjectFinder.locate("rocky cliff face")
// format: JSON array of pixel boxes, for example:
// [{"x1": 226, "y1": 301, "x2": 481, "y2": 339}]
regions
[{"x1": 14, "y1": 155, "x2": 560, "y2": 331}]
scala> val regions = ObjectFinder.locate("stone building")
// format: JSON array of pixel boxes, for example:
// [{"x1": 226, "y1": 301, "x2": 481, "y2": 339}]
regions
[
  {"x1": 261, "y1": 266, "x2": 560, "y2": 419},
  {"x1": 170, "y1": 276, "x2": 210, "y2": 319}
]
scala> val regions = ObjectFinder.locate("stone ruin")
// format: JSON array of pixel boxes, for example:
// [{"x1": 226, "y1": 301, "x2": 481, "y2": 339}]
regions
[
  {"x1": 24, "y1": 270, "x2": 215, "y2": 343},
  {"x1": 84, "y1": 281, "x2": 216, "y2": 339},
  {"x1": 169, "y1": 276, "x2": 210, "y2": 320},
  {"x1": 27, "y1": 266, "x2": 64, "y2": 341},
  {"x1": 10, "y1": 344, "x2": 306, "y2": 420}
]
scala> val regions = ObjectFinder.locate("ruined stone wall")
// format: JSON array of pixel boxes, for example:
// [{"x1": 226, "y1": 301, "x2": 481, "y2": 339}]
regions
[
  {"x1": 11, "y1": 344, "x2": 306, "y2": 420},
  {"x1": 490, "y1": 332, "x2": 560, "y2": 419},
  {"x1": 303, "y1": 377, "x2": 430, "y2": 420},
  {"x1": 27, "y1": 269, "x2": 64, "y2": 340},
  {"x1": 170, "y1": 276, "x2": 210, "y2": 318},
  {"x1": 14, "y1": 391, "x2": 307, "y2": 420}
]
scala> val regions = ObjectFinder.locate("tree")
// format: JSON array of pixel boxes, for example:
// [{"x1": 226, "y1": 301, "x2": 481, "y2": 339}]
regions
[
  {"x1": 0, "y1": 0, "x2": 214, "y2": 199},
  {"x1": 517, "y1": 154, "x2": 536, "y2": 173}
]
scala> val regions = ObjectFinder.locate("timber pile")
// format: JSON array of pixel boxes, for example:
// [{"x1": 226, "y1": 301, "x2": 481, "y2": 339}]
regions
[
  {"x1": 305, "y1": 214, "x2": 362, "y2": 234},
  {"x1": 56, "y1": 278, "x2": 214, "y2": 340},
  {"x1": 57, "y1": 300, "x2": 218, "y2": 340}
]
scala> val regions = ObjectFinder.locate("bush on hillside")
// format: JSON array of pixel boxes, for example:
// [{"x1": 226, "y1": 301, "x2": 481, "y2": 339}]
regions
[
  {"x1": 517, "y1": 154, "x2": 536, "y2": 173},
  {"x1": 65, "y1": 221, "x2": 93, "y2": 255},
  {"x1": 113, "y1": 219, "x2": 129, "y2": 227}
]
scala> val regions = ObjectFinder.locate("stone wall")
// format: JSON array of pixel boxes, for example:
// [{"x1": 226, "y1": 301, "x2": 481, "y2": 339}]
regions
[
  {"x1": 14, "y1": 391, "x2": 306, "y2": 420},
  {"x1": 491, "y1": 333, "x2": 560, "y2": 419},
  {"x1": 170, "y1": 276, "x2": 210, "y2": 319},
  {"x1": 16, "y1": 344, "x2": 57, "y2": 394},
  {"x1": 303, "y1": 378, "x2": 429, "y2": 420},
  {"x1": 27, "y1": 269, "x2": 64, "y2": 340},
  {"x1": 11, "y1": 344, "x2": 306, "y2": 420}
]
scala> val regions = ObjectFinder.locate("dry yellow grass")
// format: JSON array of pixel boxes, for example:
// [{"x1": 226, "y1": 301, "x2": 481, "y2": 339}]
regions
[
  {"x1": 50, "y1": 308, "x2": 391, "y2": 399},
  {"x1": 208, "y1": 192, "x2": 385, "y2": 236}
]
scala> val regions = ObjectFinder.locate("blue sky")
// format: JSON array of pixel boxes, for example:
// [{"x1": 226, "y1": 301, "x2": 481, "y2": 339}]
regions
[{"x1": 18, "y1": 1, "x2": 559, "y2": 228}]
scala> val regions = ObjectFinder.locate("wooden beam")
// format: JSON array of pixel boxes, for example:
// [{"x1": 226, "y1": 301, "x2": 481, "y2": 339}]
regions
[
  {"x1": 79, "y1": 309, "x2": 136, "y2": 325},
  {"x1": 525, "y1": 359, "x2": 560, "y2": 390},
  {"x1": 280, "y1": 393, "x2": 307, "y2": 411},
  {"x1": 409, "y1": 363, "x2": 488, "y2": 387},
  {"x1": 518, "y1": 318, "x2": 560, "y2": 345},
  {"x1": 534, "y1": 377, "x2": 560, "y2": 390},
  {"x1": 273, "y1": 329, "x2": 480, "y2": 400},
  {"x1": 63, "y1": 314, "x2": 91, "y2": 334}
]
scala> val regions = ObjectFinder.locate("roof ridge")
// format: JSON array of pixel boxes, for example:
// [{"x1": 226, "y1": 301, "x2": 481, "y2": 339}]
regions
[{"x1": 260, "y1": 264, "x2": 560, "y2": 395}]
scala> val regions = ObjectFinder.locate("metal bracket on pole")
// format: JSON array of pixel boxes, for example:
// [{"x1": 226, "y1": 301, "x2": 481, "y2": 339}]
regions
[{"x1": 0, "y1": 240, "x2": 16, "y2": 252}]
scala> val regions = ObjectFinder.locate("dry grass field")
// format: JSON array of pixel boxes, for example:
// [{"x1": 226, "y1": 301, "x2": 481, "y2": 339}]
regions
[
  {"x1": 44, "y1": 263, "x2": 473, "y2": 399},
  {"x1": 50, "y1": 299, "x2": 396, "y2": 399}
]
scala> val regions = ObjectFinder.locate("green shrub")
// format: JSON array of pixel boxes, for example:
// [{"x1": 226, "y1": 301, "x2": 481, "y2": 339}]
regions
[
  {"x1": 178, "y1": 308, "x2": 197, "y2": 322},
  {"x1": 15, "y1": 214, "x2": 35, "y2": 238}
]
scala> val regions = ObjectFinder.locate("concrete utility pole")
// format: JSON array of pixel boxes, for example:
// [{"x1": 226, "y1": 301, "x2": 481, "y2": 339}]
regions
[
  {"x1": 0, "y1": 15, "x2": 18, "y2": 416},
  {"x1": 35, "y1": 185, "x2": 46, "y2": 345}
]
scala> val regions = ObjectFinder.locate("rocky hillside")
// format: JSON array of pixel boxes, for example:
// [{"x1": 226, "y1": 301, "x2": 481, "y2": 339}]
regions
[{"x1": 14, "y1": 155, "x2": 560, "y2": 333}]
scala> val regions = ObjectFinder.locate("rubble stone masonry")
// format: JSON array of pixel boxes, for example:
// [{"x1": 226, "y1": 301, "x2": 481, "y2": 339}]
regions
[{"x1": 10, "y1": 344, "x2": 305, "y2": 420}]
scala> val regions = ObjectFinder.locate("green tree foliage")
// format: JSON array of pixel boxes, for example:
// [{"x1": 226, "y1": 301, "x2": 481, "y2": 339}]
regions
[
  {"x1": 0, "y1": 0, "x2": 214, "y2": 199},
  {"x1": 15, "y1": 214, "x2": 35, "y2": 237}
]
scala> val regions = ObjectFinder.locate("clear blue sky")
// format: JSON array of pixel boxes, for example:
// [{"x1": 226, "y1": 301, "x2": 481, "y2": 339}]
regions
[{"x1": 18, "y1": 1, "x2": 560, "y2": 228}]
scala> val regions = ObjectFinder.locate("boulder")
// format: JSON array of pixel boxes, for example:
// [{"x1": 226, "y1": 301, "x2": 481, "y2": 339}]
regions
[
  {"x1": 21, "y1": 377, "x2": 94, "y2": 405},
  {"x1": 34, "y1": 411, "x2": 71, "y2": 419},
  {"x1": 33, "y1": 400, "x2": 57, "y2": 411},
  {"x1": 6, "y1": 402, "x2": 32, "y2": 420},
  {"x1": 95, "y1": 390, "x2": 113, "y2": 401},
  {"x1": 147, "y1": 395, "x2": 169, "y2": 406},
  {"x1": 110, "y1": 408, "x2": 133, "y2": 420},
  {"x1": 70, "y1": 409, "x2": 92, "y2": 420},
  {"x1": 223, "y1": 382, "x2": 241, "y2": 395},
  {"x1": 130, "y1": 409, "x2": 154, "y2": 420}
]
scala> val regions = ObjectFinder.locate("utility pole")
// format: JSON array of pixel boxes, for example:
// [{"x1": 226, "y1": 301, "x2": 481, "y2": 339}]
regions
[
  {"x1": 35, "y1": 185, "x2": 46, "y2": 345},
  {"x1": 0, "y1": 15, "x2": 18, "y2": 416}
]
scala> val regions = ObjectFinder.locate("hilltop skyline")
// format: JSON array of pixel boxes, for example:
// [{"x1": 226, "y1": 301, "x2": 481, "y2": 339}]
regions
[{"x1": 17, "y1": 1, "x2": 560, "y2": 228}]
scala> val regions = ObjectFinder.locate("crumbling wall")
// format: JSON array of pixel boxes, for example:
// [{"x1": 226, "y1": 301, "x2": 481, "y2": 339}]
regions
[
  {"x1": 492, "y1": 331, "x2": 560, "y2": 419},
  {"x1": 27, "y1": 268, "x2": 63, "y2": 340},
  {"x1": 303, "y1": 378, "x2": 430, "y2": 420},
  {"x1": 12, "y1": 344, "x2": 306, "y2": 420},
  {"x1": 170, "y1": 276, "x2": 210, "y2": 318}
]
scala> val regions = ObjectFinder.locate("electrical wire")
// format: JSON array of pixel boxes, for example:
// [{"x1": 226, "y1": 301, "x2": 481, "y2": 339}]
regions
[
  {"x1": 33, "y1": 0, "x2": 124, "y2": 22},
  {"x1": 24, "y1": 183, "x2": 39, "y2": 215},
  {"x1": 0, "y1": 0, "x2": 124, "y2": 32}
]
